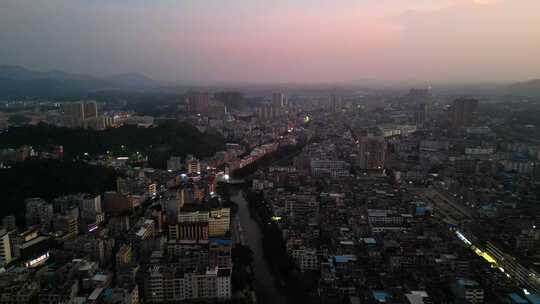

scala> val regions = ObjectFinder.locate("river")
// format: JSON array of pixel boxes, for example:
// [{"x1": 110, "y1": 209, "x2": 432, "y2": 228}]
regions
[{"x1": 230, "y1": 188, "x2": 289, "y2": 304}]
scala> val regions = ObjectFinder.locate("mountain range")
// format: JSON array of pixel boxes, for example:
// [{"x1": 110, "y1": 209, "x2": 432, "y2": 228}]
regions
[
  {"x1": 1, "y1": 64, "x2": 540, "y2": 99},
  {"x1": 506, "y1": 79, "x2": 540, "y2": 97},
  {"x1": 0, "y1": 65, "x2": 160, "y2": 99}
]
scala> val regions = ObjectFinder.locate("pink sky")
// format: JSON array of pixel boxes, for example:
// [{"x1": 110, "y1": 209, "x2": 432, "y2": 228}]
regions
[{"x1": 1, "y1": 0, "x2": 539, "y2": 85}]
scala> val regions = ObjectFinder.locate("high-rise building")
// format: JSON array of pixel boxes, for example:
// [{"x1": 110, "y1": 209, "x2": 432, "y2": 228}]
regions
[
  {"x1": 0, "y1": 228, "x2": 13, "y2": 267},
  {"x1": 104, "y1": 191, "x2": 134, "y2": 215},
  {"x1": 2, "y1": 215, "x2": 17, "y2": 231},
  {"x1": 272, "y1": 93, "x2": 287, "y2": 108},
  {"x1": 61, "y1": 102, "x2": 85, "y2": 128},
  {"x1": 169, "y1": 220, "x2": 208, "y2": 240},
  {"x1": 206, "y1": 102, "x2": 228, "y2": 119},
  {"x1": 209, "y1": 239, "x2": 232, "y2": 269},
  {"x1": 146, "y1": 266, "x2": 231, "y2": 302},
  {"x1": 61, "y1": 101, "x2": 100, "y2": 128},
  {"x1": 80, "y1": 195, "x2": 102, "y2": 215},
  {"x1": 186, "y1": 92, "x2": 210, "y2": 115},
  {"x1": 9, "y1": 228, "x2": 39, "y2": 259},
  {"x1": 256, "y1": 103, "x2": 282, "y2": 121},
  {"x1": 116, "y1": 244, "x2": 133, "y2": 266},
  {"x1": 406, "y1": 88, "x2": 430, "y2": 103},
  {"x1": 292, "y1": 249, "x2": 318, "y2": 272},
  {"x1": 214, "y1": 91, "x2": 244, "y2": 110},
  {"x1": 162, "y1": 196, "x2": 182, "y2": 224},
  {"x1": 414, "y1": 102, "x2": 429, "y2": 126},
  {"x1": 208, "y1": 208, "x2": 230, "y2": 237},
  {"x1": 358, "y1": 136, "x2": 386, "y2": 170},
  {"x1": 405, "y1": 88, "x2": 431, "y2": 127},
  {"x1": 79, "y1": 194, "x2": 105, "y2": 226},
  {"x1": 451, "y1": 98, "x2": 478, "y2": 128},
  {"x1": 310, "y1": 159, "x2": 350, "y2": 179},
  {"x1": 168, "y1": 208, "x2": 230, "y2": 240},
  {"x1": 329, "y1": 95, "x2": 342, "y2": 113},
  {"x1": 177, "y1": 211, "x2": 210, "y2": 223},
  {"x1": 185, "y1": 155, "x2": 201, "y2": 174},
  {"x1": 451, "y1": 278, "x2": 484, "y2": 304},
  {"x1": 84, "y1": 101, "x2": 98, "y2": 119},
  {"x1": 256, "y1": 103, "x2": 271, "y2": 121},
  {"x1": 25, "y1": 198, "x2": 53, "y2": 231},
  {"x1": 167, "y1": 156, "x2": 182, "y2": 172},
  {"x1": 53, "y1": 213, "x2": 79, "y2": 239},
  {"x1": 133, "y1": 219, "x2": 156, "y2": 240}
]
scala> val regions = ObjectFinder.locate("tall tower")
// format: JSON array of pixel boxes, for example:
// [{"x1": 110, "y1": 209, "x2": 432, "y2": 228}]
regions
[
  {"x1": 187, "y1": 92, "x2": 210, "y2": 115},
  {"x1": 272, "y1": 93, "x2": 287, "y2": 108},
  {"x1": 84, "y1": 101, "x2": 98, "y2": 119},
  {"x1": 61, "y1": 101, "x2": 99, "y2": 128},
  {"x1": 414, "y1": 103, "x2": 428, "y2": 127},
  {"x1": 0, "y1": 229, "x2": 12, "y2": 267},
  {"x1": 451, "y1": 98, "x2": 478, "y2": 128},
  {"x1": 61, "y1": 102, "x2": 85, "y2": 128},
  {"x1": 330, "y1": 95, "x2": 342, "y2": 113}
]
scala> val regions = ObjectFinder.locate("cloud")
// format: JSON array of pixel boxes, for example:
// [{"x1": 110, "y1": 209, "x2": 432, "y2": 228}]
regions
[
  {"x1": 0, "y1": 0, "x2": 538, "y2": 84},
  {"x1": 383, "y1": 0, "x2": 540, "y2": 83}
]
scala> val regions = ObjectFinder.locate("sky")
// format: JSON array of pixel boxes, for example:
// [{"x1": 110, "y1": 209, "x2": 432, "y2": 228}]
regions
[{"x1": 0, "y1": 0, "x2": 539, "y2": 86}]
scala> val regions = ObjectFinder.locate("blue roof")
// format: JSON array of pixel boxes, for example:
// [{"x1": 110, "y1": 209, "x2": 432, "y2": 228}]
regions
[
  {"x1": 363, "y1": 238, "x2": 376, "y2": 245},
  {"x1": 508, "y1": 293, "x2": 528, "y2": 304},
  {"x1": 210, "y1": 239, "x2": 232, "y2": 246},
  {"x1": 512, "y1": 152, "x2": 529, "y2": 161},
  {"x1": 103, "y1": 288, "x2": 114, "y2": 299},
  {"x1": 373, "y1": 291, "x2": 391, "y2": 302},
  {"x1": 334, "y1": 255, "x2": 356, "y2": 263},
  {"x1": 335, "y1": 256, "x2": 348, "y2": 263},
  {"x1": 481, "y1": 204, "x2": 496, "y2": 211},
  {"x1": 525, "y1": 293, "x2": 540, "y2": 304},
  {"x1": 456, "y1": 278, "x2": 480, "y2": 288}
]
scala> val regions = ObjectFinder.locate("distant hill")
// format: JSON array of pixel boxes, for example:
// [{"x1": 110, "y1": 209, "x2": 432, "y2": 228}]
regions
[
  {"x1": 103, "y1": 73, "x2": 158, "y2": 88},
  {"x1": 0, "y1": 65, "x2": 160, "y2": 99},
  {"x1": 506, "y1": 79, "x2": 540, "y2": 97}
]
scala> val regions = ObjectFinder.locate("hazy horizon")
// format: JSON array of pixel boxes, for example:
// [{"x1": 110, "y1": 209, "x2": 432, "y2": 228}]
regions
[{"x1": 1, "y1": 0, "x2": 539, "y2": 86}]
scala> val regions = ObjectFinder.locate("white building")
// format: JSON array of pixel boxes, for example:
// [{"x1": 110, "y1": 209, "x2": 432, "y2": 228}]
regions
[
  {"x1": 147, "y1": 266, "x2": 231, "y2": 302},
  {"x1": 0, "y1": 228, "x2": 12, "y2": 267},
  {"x1": 292, "y1": 249, "x2": 319, "y2": 272},
  {"x1": 310, "y1": 159, "x2": 350, "y2": 178}
]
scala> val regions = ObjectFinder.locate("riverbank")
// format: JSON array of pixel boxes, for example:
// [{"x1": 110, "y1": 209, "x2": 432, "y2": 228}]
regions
[
  {"x1": 230, "y1": 188, "x2": 291, "y2": 304},
  {"x1": 231, "y1": 143, "x2": 305, "y2": 180},
  {"x1": 241, "y1": 188, "x2": 318, "y2": 303}
]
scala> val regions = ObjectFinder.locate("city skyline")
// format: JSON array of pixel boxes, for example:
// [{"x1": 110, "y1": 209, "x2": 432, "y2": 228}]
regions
[
  {"x1": 1, "y1": 0, "x2": 539, "y2": 86},
  {"x1": 3, "y1": 2, "x2": 540, "y2": 302}
]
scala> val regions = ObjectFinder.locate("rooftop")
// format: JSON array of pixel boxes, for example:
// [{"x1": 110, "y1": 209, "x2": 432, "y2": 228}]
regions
[
  {"x1": 456, "y1": 278, "x2": 480, "y2": 288},
  {"x1": 508, "y1": 293, "x2": 528, "y2": 304},
  {"x1": 373, "y1": 291, "x2": 391, "y2": 303}
]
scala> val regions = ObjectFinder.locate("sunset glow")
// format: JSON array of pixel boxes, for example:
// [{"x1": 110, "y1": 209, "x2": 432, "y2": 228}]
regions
[{"x1": 0, "y1": 0, "x2": 538, "y2": 85}]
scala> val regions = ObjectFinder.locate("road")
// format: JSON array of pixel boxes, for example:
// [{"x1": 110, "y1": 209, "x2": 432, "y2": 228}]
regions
[{"x1": 409, "y1": 186, "x2": 473, "y2": 224}]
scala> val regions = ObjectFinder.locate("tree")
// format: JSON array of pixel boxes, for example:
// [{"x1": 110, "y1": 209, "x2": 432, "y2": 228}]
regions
[
  {"x1": 232, "y1": 244, "x2": 254, "y2": 266},
  {"x1": 8, "y1": 114, "x2": 31, "y2": 125}
]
